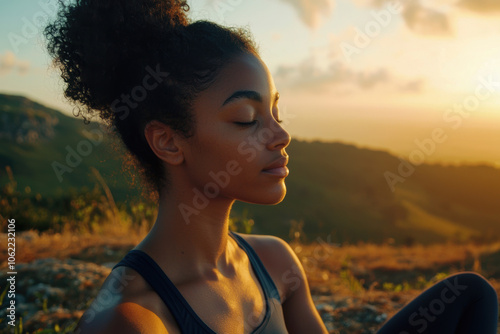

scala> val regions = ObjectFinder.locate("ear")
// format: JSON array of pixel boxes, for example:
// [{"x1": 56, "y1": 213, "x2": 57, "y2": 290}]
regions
[{"x1": 144, "y1": 121, "x2": 184, "y2": 166}]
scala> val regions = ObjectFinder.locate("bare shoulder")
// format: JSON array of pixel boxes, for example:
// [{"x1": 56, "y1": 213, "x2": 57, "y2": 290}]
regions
[
  {"x1": 236, "y1": 233, "x2": 296, "y2": 264},
  {"x1": 235, "y1": 232, "x2": 328, "y2": 333},
  {"x1": 75, "y1": 266, "x2": 178, "y2": 334},
  {"x1": 233, "y1": 233, "x2": 303, "y2": 303},
  {"x1": 76, "y1": 302, "x2": 170, "y2": 334}
]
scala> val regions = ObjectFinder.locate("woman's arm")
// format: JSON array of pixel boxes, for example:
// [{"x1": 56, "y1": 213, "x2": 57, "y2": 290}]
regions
[
  {"x1": 76, "y1": 302, "x2": 170, "y2": 334},
  {"x1": 277, "y1": 239, "x2": 329, "y2": 334},
  {"x1": 250, "y1": 235, "x2": 329, "y2": 334}
]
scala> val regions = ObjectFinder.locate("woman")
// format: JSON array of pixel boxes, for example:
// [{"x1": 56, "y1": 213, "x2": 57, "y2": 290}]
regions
[{"x1": 44, "y1": 1, "x2": 498, "y2": 333}]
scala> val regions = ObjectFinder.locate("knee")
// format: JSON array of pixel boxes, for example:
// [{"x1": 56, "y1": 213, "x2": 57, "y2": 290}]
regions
[{"x1": 447, "y1": 272, "x2": 498, "y2": 301}]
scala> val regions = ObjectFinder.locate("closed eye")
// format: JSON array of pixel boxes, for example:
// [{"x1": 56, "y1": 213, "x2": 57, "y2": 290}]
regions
[{"x1": 234, "y1": 120, "x2": 257, "y2": 126}]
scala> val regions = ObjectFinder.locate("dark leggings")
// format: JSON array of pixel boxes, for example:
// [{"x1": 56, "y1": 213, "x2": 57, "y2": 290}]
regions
[{"x1": 377, "y1": 272, "x2": 498, "y2": 334}]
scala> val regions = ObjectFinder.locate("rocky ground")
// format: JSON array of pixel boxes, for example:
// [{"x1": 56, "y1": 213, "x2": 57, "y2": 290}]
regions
[{"x1": 1, "y1": 232, "x2": 500, "y2": 333}]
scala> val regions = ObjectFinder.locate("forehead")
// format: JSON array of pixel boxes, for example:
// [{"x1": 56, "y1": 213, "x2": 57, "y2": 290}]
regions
[{"x1": 193, "y1": 53, "x2": 277, "y2": 109}]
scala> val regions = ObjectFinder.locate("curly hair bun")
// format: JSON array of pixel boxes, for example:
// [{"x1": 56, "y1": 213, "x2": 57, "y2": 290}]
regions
[
  {"x1": 45, "y1": 0, "x2": 190, "y2": 122},
  {"x1": 45, "y1": 0, "x2": 257, "y2": 196}
]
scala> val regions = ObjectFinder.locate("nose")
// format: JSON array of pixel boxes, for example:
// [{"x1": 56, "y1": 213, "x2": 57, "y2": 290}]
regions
[{"x1": 266, "y1": 119, "x2": 291, "y2": 151}]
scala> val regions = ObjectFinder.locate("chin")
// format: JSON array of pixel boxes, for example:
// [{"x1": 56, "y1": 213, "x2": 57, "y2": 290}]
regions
[
  {"x1": 265, "y1": 195, "x2": 286, "y2": 205},
  {"x1": 241, "y1": 185, "x2": 287, "y2": 205}
]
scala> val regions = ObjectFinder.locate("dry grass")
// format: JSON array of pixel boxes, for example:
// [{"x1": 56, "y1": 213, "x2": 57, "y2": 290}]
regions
[
  {"x1": 294, "y1": 240, "x2": 500, "y2": 274},
  {"x1": 0, "y1": 225, "x2": 145, "y2": 267},
  {"x1": 4, "y1": 224, "x2": 500, "y2": 284},
  {"x1": 293, "y1": 238, "x2": 500, "y2": 327},
  {"x1": 2, "y1": 223, "x2": 500, "y2": 333}
]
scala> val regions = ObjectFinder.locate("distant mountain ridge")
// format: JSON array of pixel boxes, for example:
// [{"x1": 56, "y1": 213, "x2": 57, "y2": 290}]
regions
[
  {"x1": 1, "y1": 93, "x2": 499, "y2": 244},
  {"x1": 0, "y1": 93, "x2": 130, "y2": 200},
  {"x1": 0, "y1": 94, "x2": 60, "y2": 143}
]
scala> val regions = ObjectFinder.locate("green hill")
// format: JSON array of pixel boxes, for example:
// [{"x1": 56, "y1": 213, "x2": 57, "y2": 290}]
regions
[
  {"x1": 0, "y1": 93, "x2": 135, "y2": 201},
  {"x1": 1, "y1": 93, "x2": 499, "y2": 244}
]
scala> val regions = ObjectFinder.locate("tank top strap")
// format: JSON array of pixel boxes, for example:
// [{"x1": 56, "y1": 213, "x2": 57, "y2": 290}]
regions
[
  {"x1": 112, "y1": 250, "x2": 216, "y2": 334},
  {"x1": 228, "y1": 231, "x2": 282, "y2": 303},
  {"x1": 111, "y1": 231, "x2": 286, "y2": 333}
]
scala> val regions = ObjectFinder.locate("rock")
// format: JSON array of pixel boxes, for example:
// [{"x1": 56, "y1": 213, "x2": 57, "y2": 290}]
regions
[
  {"x1": 375, "y1": 313, "x2": 388, "y2": 323},
  {"x1": 316, "y1": 303, "x2": 335, "y2": 313},
  {"x1": 27, "y1": 283, "x2": 65, "y2": 301},
  {"x1": 101, "y1": 262, "x2": 117, "y2": 269},
  {"x1": 0, "y1": 258, "x2": 111, "y2": 333}
]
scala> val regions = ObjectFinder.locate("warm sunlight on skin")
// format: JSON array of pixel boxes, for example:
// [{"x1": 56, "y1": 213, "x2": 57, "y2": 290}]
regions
[
  {"x1": 185, "y1": 53, "x2": 290, "y2": 206},
  {"x1": 139, "y1": 52, "x2": 293, "y2": 261}
]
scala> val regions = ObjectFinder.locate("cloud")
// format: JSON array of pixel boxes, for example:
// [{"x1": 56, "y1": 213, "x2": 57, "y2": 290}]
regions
[
  {"x1": 401, "y1": 1, "x2": 451, "y2": 35},
  {"x1": 278, "y1": 0, "x2": 498, "y2": 34},
  {"x1": 277, "y1": 0, "x2": 336, "y2": 29},
  {"x1": 0, "y1": 51, "x2": 30, "y2": 76},
  {"x1": 356, "y1": 68, "x2": 391, "y2": 88},
  {"x1": 274, "y1": 58, "x2": 423, "y2": 94},
  {"x1": 356, "y1": 0, "x2": 451, "y2": 35},
  {"x1": 275, "y1": 60, "x2": 354, "y2": 92},
  {"x1": 398, "y1": 78, "x2": 425, "y2": 93},
  {"x1": 360, "y1": 0, "x2": 500, "y2": 36},
  {"x1": 456, "y1": 0, "x2": 500, "y2": 14}
]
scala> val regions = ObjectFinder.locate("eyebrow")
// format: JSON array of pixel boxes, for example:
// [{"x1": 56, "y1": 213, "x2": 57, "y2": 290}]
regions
[{"x1": 222, "y1": 90, "x2": 280, "y2": 107}]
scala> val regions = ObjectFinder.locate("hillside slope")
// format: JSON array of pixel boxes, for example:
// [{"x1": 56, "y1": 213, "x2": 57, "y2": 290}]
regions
[
  {"x1": 1, "y1": 93, "x2": 499, "y2": 244},
  {"x1": 0, "y1": 94, "x2": 134, "y2": 201}
]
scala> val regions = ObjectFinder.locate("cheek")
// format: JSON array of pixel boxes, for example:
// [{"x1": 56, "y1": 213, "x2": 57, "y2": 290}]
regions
[
  {"x1": 188, "y1": 127, "x2": 245, "y2": 181},
  {"x1": 186, "y1": 123, "x2": 287, "y2": 204}
]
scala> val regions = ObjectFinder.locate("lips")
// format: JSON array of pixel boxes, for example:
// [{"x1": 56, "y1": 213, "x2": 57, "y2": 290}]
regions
[{"x1": 262, "y1": 156, "x2": 289, "y2": 177}]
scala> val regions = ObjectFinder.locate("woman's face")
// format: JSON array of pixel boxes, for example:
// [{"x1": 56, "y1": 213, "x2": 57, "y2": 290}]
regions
[{"x1": 182, "y1": 52, "x2": 291, "y2": 205}]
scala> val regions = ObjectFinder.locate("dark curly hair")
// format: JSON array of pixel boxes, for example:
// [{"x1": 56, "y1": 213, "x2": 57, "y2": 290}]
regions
[{"x1": 44, "y1": 0, "x2": 258, "y2": 198}]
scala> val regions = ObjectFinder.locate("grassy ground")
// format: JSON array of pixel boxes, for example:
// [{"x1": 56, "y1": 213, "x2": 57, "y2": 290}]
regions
[{"x1": 1, "y1": 226, "x2": 500, "y2": 333}]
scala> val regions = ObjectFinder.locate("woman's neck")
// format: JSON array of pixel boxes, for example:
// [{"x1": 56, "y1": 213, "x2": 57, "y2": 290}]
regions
[{"x1": 135, "y1": 190, "x2": 237, "y2": 281}]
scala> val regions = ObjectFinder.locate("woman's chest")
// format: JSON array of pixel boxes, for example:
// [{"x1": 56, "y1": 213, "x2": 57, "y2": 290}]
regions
[{"x1": 168, "y1": 272, "x2": 268, "y2": 333}]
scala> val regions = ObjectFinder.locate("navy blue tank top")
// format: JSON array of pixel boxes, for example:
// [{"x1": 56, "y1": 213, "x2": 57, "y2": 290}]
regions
[{"x1": 112, "y1": 231, "x2": 289, "y2": 333}]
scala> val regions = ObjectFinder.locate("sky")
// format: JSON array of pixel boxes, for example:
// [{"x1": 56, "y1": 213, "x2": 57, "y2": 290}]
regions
[{"x1": 1, "y1": 0, "x2": 500, "y2": 166}]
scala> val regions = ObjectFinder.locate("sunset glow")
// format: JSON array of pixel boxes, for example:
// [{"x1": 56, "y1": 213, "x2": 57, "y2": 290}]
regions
[{"x1": 1, "y1": 0, "x2": 499, "y2": 165}]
